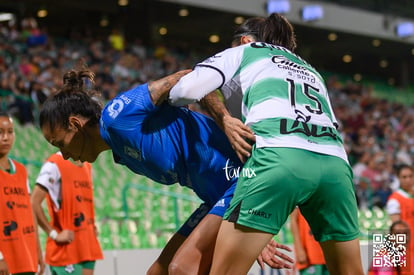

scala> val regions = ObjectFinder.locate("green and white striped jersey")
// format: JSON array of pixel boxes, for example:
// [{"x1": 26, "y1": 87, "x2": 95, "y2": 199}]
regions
[{"x1": 171, "y1": 42, "x2": 348, "y2": 163}]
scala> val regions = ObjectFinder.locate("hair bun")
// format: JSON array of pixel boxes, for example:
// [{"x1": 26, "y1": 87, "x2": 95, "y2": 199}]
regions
[{"x1": 63, "y1": 71, "x2": 82, "y2": 89}]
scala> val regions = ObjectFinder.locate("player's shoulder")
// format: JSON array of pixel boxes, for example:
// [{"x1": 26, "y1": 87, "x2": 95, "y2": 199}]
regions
[{"x1": 103, "y1": 85, "x2": 146, "y2": 120}]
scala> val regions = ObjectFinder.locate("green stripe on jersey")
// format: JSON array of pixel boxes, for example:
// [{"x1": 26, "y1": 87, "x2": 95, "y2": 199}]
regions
[
  {"x1": 234, "y1": 47, "x2": 270, "y2": 78},
  {"x1": 243, "y1": 78, "x2": 288, "y2": 109}
]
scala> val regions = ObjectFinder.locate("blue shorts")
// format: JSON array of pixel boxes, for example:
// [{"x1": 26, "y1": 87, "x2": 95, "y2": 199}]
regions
[
  {"x1": 209, "y1": 183, "x2": 236, "y2": 217},
  {"x1": 177, "y1": 183, "x2": 236, "y2": 236}
]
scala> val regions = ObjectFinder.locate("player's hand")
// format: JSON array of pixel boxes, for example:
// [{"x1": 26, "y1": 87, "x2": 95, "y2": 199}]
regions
[
  {"x1": 55, "y1": 229, "x2": 75, "y2": 245},
  {"x1": 222, "y1": 115, "x2": 255, "y2": 162},
  {"x1": 296, "y1": 247, "x2": 308, "y2": 265},
  {"x1": 0, "y1": 259, "x2": 9, "y2": 275},
  {"x1": 37, "y1": 255, "x2": 45, "y2": 275},
  {"x1": 257, "y1": 239, "x2": 294, "y2": 270}
]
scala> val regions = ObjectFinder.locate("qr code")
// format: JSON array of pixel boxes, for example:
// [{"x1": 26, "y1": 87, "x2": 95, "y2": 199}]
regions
[{"x1": 372, "y1": 233, "x2": 407, "y2": 267}]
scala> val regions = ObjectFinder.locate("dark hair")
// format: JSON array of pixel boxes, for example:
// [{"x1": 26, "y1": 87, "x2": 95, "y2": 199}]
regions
[
  {"x1": 396, "y1": 164, "x2": 413, "y2": 177},
  {"x1": 390, "y1": 220, "x2": 410, "y2": 234},
  {"x1": 232, "y1": 17, "x2": 265, "y2": 46},
  {"x1": 259, "y1": 13, "x2": 297, "y2": 52},
  {"x1": 0, "y1": 111, "x2": 11, "y2": 119},
  {"x1": 39, "y1": 69, "x2": 103, "y2": 130}
]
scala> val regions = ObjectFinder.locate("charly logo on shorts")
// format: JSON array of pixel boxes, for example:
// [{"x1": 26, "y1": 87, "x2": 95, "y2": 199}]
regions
[
  {"x1": 223, "y1": 159, "x2": 256, "y2": 181},
  {"x1": 248, "y1": 209, "x2": 272, "y2": 219}
]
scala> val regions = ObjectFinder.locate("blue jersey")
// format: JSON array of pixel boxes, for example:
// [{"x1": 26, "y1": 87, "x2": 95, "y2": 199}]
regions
[{"x1": 100, "y1": 83, "x2": 241, "y2": 206}]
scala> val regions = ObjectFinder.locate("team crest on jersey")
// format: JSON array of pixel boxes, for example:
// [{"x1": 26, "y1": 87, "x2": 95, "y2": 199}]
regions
[
  {"x1": 107, "y1": 99, "x2": 124, "y2": 119},
  {"x1": 107, "y1": 94, "x2": 131, "y2": 119}
]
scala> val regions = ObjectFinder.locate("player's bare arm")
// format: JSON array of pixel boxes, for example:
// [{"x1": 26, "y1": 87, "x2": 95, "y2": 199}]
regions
[
  {"x1": 149, "y1": 69, "x2": 192, "y2": 106},
  {"x1": 200, "y1": 92, "x2": 255, "y2": 162}
]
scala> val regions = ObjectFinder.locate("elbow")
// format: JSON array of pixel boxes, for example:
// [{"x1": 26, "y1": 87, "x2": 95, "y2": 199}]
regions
[{"x1": 169, "y1": 83, "x2": 202, "y2": 107}]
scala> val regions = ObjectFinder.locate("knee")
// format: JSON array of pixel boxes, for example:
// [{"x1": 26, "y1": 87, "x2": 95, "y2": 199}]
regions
[
  {"x1": 168, "y1": 262, "x2": 181, "y2": 275},
  {"x1": 147, "y1": 261, "x2": 167, "y2": 275},
  {"x1": 168, "y1": 261, "x2": 191, "y2": 275},
  {"x1": 146, "y1": 265, "x2": 157, "y2": 275}
]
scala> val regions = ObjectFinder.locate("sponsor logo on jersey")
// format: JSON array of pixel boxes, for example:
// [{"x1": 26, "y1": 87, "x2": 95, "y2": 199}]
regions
[
  {"x1": 280, "y1": 119, "x2": 339, "y2": 140},
  {"x1": 75, "y1": 195, "x2": 92, "y2": 203},
  {"x1": 3, "y1": 220, "x2": 17, "y2": 236},
  {"x1": 251, "y1": 42, "x2": 315, "y2": 70},
  {"x1": 23, "y1": 225, "x2": 34, "y2": 234},
  {"x1": 74, "y1": 180, "x2": 91, "y2": 189},
  {"x1": 73, "y1": 212, "x2": 85, "y2": 227},
  {"x1": 271, "y1": 55, "x2": 316, "y2": 83},
  {"x1": 6, "y1": 200, "x2": 28, "y2": 210},
  {"x1": 3, "y1": 186, "x2": 26, "y2": 196}
]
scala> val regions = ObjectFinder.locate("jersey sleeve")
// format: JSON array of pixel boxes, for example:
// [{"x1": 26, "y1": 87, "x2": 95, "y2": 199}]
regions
[
  {"x1": 385, "y1": 198, "x2": 400, "y2": 215},
  {"x1": 169, "y1": 46, "x2": 244, "y2": 106},
  {"x1": 36, "y1": 161, "x2": 62, "y2": 210}
]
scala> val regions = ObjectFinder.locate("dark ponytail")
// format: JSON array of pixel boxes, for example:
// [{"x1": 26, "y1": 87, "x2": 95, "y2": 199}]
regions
[
  {"x1": 39, "y1": 68, "x2": 103, "y2": 131},
  {"x1": 232, "y1": 17, "x2": 265, "y2": 46},
  {"x1": 259, "y1": 13, "x2": 297, "y2": 52}
]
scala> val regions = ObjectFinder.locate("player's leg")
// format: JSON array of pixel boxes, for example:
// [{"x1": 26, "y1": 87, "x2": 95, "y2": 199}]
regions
[
  {"x1": 320, "y1": 239, "x2": 363, "y2": 275},
  {"x1": 300, "y1": 153, "x2": 363, "y2": 275},
  {"x1": 147, "y1": 232, "x2": 187, "y2": 275},
  {"x1": 81, "y1": 261, "x2": 96, "y2": 275},
  {"x1": 147, "y1": 204, "x2": 210, "y2": 275},
  {"x1": 210, "y1": 148, "x2": 311, "y2": 274},
  {"x1": 210, "y1": 221, "x2": 273, "y2": 274},
  {"x1": 169, "y1": 184, "x2": 235, "y2": 275},
  {"x1": 169, "y1": 214, "x2": 222, "y2": 275},
  {"x1": 82, "y1": 269, "x2": 94, "y2": 275}
]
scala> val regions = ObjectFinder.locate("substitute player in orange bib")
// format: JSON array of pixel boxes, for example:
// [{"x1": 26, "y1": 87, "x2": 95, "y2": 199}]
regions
[
  {"x1": 31, "y1": 152, "x2": 103, "y2": 275},
  {"x1": 0, "y1": 111, "x2": 44, "y2": 275}
]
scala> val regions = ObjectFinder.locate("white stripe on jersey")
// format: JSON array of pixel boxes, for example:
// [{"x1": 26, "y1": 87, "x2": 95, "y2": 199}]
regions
[
  {"x1": 244, "y1": 98, "x2": 336, "y2": 128},
  {"x1": 255, "y1": 135, "x2": 349, "y2": 163}
]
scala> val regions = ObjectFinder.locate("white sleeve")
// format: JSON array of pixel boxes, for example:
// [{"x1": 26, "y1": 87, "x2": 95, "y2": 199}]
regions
[
  {"x1": 26, "y1": 179, "x2": 31, "y2": 194},
  {"x1": 169, "y1": 46, "x2": 244, "y2": 106},
  {"x1": 385, "y1": 198, "x2": 401, "y2": 215},
  {"x1": 169, "y1": 67, "x2": 223, "y2": 106},
  {"x1": 35, "y1": 162, "x2": 62, "y2": 210}
]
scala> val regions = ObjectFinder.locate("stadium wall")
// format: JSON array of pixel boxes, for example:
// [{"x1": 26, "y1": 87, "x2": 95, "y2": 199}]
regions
[{"x1": 159, "y1": 0, "x2": 414, "y2": 44}]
